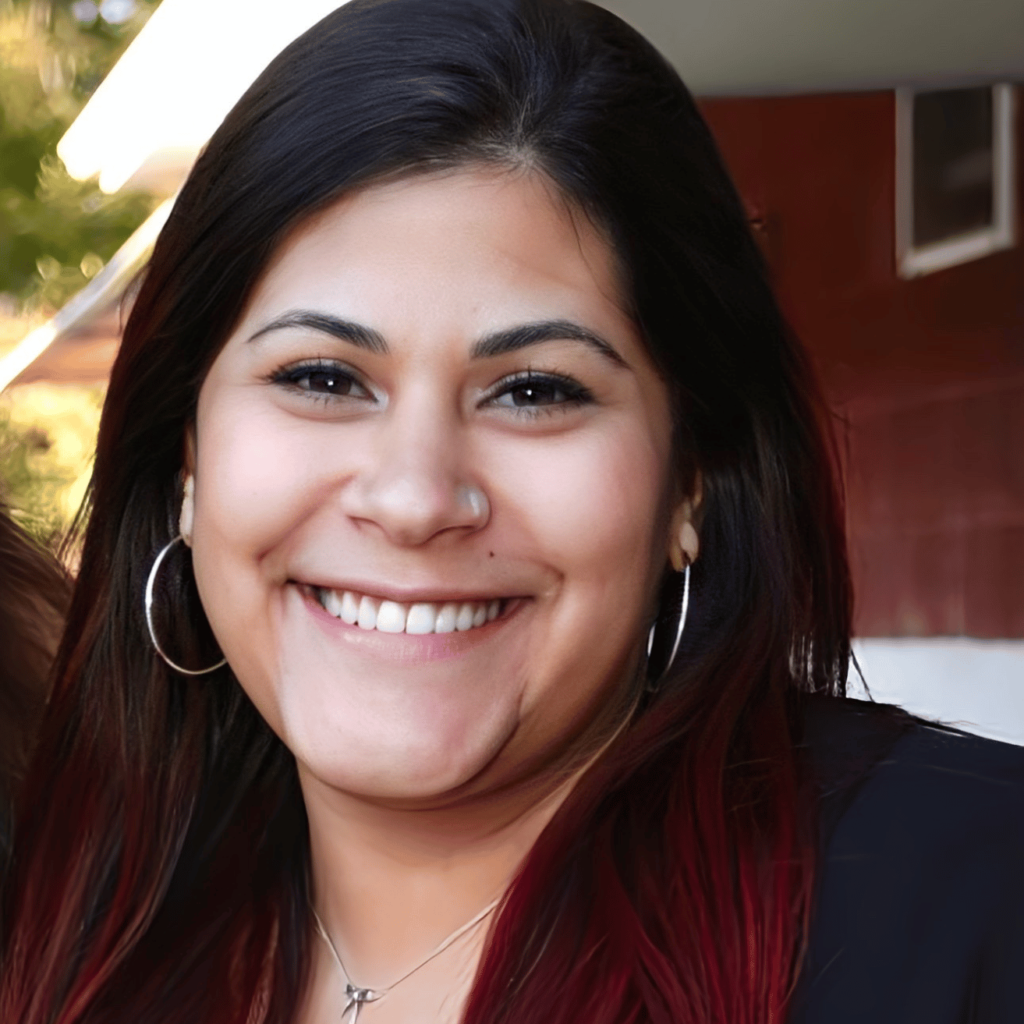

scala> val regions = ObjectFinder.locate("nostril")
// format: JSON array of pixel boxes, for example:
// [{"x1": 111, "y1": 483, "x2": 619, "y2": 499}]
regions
[{"x1": 343, "y1": 472, "x2": 491, "y2": 545}]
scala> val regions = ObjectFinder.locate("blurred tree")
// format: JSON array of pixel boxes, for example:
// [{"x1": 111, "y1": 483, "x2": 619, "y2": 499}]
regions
[
  {"x1": 0, "y1": 383, "x2": 102, "y2": 546},
  {"x1": 0, "y1": 0, "x2": 160, "y2": 315},
  {"x1": 1, "y1": 0, "x2": 158, "y2": 549}
]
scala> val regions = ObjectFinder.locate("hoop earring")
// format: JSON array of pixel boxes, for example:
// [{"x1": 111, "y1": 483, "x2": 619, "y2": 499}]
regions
[
  {"x1": 646, "y1": 561, "x2": 691, "y2": 689},
  {"x1": 144, "y1": 534, "x2": 227, "y2": 676}
]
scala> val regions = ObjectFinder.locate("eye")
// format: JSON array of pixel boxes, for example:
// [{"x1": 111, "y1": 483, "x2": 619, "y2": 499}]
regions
[
  {"x1": 487, "y1": 371, "x2": 593, "y2": 412},
  {"x1": 268, "y1": 360, "x2": 373, "y2": 400}
]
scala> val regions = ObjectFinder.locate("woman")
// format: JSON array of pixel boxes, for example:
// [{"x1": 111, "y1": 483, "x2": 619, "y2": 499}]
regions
[
  {"x1": 0, "y1": 506, "x2": 69, "y2": 877},
  {"x1": 2, "y1": 1, "x2": 1022, "y2": 1021}
]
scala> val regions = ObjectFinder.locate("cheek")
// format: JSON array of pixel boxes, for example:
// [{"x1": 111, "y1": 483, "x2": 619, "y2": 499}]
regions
[
  {"x1": 486, "y1": 420, "x2": 671, "y2": 716},
  {"x1": 496, "y1": 423, "x2": 668, "y2": 581},
  {"x1": 188, "y1": 397, "x2": 324, "y2": 719},
  {"x1": 194, "y1": 399, "x2": 322, "y2": 561}
]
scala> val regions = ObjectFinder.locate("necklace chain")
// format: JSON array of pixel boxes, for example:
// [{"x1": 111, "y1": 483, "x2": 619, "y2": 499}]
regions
[{"x1": 311, "y1": 894, "x2": 502, "y2": 1022}]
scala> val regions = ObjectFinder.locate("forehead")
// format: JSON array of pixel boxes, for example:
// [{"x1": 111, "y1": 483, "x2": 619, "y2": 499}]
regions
[{"x1": 239, "y1": 165, "x2": 637, "y2": 354}]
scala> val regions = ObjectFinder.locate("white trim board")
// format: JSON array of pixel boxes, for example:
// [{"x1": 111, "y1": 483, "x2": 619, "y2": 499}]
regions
[{"x1": 851, "y1": 638, "x2": 1024, "y2": 746}]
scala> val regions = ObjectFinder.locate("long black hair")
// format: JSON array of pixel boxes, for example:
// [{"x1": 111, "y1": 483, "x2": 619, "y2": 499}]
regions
[
  {"x1": 0, "y1": 506, "x2": 69, "y2": 876},
  {"x1": 1, "y1": 3, "x2": 850, "y2": 1022}
]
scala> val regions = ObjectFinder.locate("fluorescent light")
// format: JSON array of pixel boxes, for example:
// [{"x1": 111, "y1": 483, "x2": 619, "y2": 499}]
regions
[{"x1": 59, "y1": 0, "x2": 351, "y2": 194}]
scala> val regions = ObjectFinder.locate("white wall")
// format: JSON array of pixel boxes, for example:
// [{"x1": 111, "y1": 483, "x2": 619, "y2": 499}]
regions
[{"x1": 851, "y1": 639, "x2": 1024, "y2": 746}]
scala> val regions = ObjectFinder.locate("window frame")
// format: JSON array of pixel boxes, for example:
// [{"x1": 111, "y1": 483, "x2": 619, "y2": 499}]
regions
[{"x1": 895, "y1": 83, "x2": 1017, "y2": 279}]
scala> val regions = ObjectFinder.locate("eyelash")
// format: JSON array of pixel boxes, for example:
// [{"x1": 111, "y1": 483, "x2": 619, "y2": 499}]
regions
[
  {"x1": 484, "y1": 370, "x2": 594, "y2": 417},
  {"x1": 266, "y1": 359, "x2": 371, "y2": 403},
  {"x1": 266, "y1": 361, "x2": 594, "y2": 417}
]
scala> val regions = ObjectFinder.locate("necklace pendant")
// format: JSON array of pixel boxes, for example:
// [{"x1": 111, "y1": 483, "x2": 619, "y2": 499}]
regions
[{"x1": 343, "y1": 983, "x2": 383, "y2": 1023}]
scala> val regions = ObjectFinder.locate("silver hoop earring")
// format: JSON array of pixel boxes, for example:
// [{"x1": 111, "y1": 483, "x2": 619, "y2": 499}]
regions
[
  {"x1": 646, "y1": 561, "x2": 691, "y2": 689},
  {"x1": 144, "y1": 534, "x2": 227, "y2": 676}
]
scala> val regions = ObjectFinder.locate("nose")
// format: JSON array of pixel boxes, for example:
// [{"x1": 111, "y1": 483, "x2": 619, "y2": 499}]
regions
[{"x1": 340, "y1": 406, "x2": 490, "y2": 546}]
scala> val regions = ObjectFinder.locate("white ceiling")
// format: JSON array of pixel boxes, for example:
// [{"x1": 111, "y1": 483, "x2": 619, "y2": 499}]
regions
[{"x1": 604, "y1": 0, "x2": 1024, "y2": 95}]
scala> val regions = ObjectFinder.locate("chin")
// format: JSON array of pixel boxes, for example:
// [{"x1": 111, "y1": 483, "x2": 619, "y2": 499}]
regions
[{"x1": 278, "y1": 674, "x2": 522, "y2": 803}]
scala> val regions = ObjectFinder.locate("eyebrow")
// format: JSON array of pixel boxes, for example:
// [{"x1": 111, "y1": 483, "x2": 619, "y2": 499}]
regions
[
  {"x1": 247, "y1": 311, "x2": 388, "y2": 354},
  {"x1": 469, "y1": 319, "x2": 626, "y2": 366},
  {"x1": 248, "y1": 310, "x2": 626, "y2": 367}
]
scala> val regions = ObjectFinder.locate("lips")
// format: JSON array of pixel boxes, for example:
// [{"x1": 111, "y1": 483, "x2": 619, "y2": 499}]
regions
[{"x1": 313, "y1": 586, "x2": 504, "y2": 635}]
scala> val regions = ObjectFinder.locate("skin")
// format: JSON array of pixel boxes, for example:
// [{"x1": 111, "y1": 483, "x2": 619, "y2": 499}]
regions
[{"x1": 186, "y1": 165, "x2": 698, "y2": 1022}]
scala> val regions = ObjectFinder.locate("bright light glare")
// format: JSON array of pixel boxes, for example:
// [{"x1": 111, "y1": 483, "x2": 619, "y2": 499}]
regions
[
  {"x1": 100, "y1": 0, "x2": 137, "y2": 25},
  {"x1": 71, "y1": 0, "x2": 98, "y2": 22},
  {"x1": 58, "y1": 0, "x2": 353, "y2": 194}
]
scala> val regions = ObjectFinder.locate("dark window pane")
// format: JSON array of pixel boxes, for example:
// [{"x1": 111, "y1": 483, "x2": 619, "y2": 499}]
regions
[{"x1": 913, "y1": 87, "x2": 994, "y2": 247}]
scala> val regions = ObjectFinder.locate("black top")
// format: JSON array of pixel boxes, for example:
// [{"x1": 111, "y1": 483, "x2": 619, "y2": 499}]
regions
[
  {"x1": 2, "y1": 696, "x2": 1022, "y2": 1020},
  {"x1": 792, "y1": 696, "x2": 1024, "y2": 1024}
]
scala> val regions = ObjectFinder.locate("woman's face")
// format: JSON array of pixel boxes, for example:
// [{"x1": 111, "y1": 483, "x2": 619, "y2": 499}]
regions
[{"x1": 190, "y1": 166, "x2": 680, "y2": 804}]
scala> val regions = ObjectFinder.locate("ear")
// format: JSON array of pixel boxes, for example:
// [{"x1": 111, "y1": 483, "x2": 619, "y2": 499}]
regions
[
  {"x1": 668, "y1": 473, "x2": 701, "y2": 572},
  {"x1": 180, "y1": 427, "x2": 197, "y2": 547},
  {"x1": 183, "y1": 423, "x2": 196, "y2": 476},
  {"x1": 179, "y1": 474, "x2": 195, "y2": 547}
]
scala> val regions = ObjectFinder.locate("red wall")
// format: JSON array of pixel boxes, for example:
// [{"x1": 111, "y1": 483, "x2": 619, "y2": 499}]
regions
[{"x1": 700, "y1": 91, "x2": 1024, "y2": 637}]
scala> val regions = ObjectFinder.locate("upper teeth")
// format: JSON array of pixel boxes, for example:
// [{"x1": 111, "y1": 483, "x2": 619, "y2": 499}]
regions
[{"x1": 316, "y1": 588, "x2": 502, "y2": 634}]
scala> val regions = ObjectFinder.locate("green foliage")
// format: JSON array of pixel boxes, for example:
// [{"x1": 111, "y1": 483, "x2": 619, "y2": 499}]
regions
[
  {"x1": 0, "y1": 0, "x2": 155, "y2": 547},
  {"x1": 0, "y1": 382, "x2": 103, "y2": 548},
  {"x1": 0, "y1": 0, "x2": 160, "y2": 312},
  {"x1": 0, "y1": 405, "x2": 71, "y2": 544}
]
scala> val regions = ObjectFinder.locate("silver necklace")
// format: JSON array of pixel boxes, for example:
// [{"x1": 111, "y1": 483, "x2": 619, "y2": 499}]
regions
[{"x1": 310, "y1": 895, "x2": 502, "y2": 1022}]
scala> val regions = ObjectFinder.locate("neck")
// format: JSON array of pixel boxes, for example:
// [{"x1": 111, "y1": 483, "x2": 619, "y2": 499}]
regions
[{"x1": 300, "y1": 764, "x2": 574, "y2": 989}]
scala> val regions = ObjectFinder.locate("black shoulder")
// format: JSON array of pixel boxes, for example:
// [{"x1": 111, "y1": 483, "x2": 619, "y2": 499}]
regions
[
  {"x1": 791, "y1": 695, "x2": 1024, "y2": 1024},
  {"x1": 797, "y1": 694, "x2": 916, "y2": 848}
]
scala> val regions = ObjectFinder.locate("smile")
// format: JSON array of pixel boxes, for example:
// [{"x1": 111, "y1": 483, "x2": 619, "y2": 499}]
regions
[{"x1": 313, "y1": 586, "x2": 505, "y2": 635}]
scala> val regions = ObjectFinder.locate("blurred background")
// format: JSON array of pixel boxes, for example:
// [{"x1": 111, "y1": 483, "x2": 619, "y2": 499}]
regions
[
  {"x1": 0, "y1": 0, "x2": 158, "y2": 544},
  {"x1": 1, "y1": 0, "x2": 1022, "y2": 740}
]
